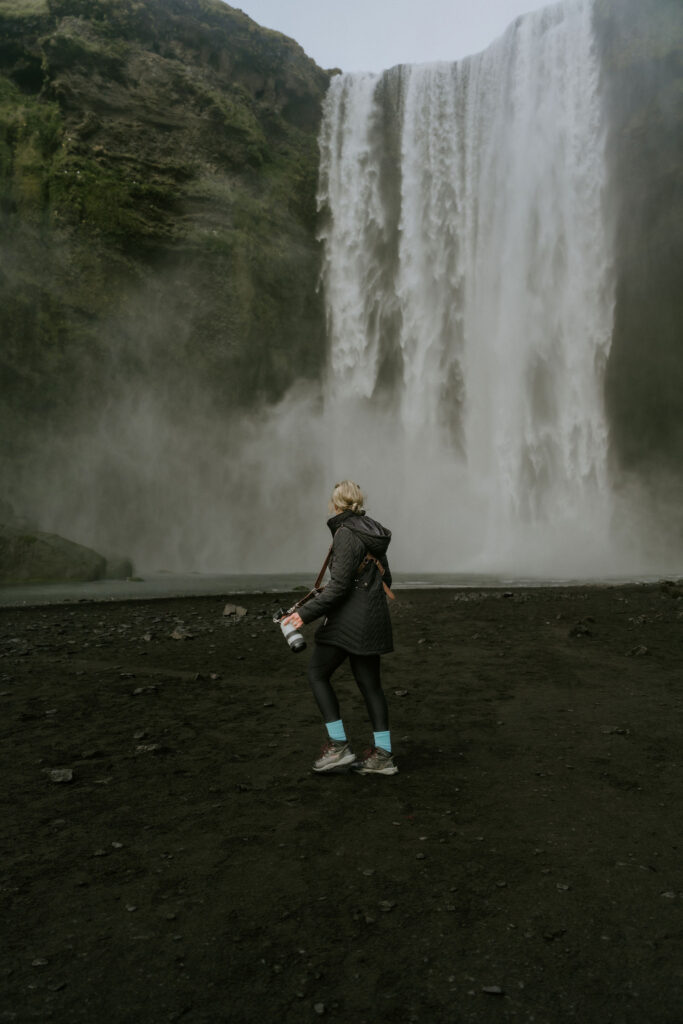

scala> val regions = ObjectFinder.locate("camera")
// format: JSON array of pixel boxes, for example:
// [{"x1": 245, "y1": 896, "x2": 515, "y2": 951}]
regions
[{"x1": 273, "y1": 608, "x2": 307, "y2": 653}]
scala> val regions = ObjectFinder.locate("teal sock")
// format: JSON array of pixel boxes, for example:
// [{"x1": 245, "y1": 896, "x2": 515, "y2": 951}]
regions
[
  {"x1": 326, "y1": 719, "x2": 346, "y2": 742},
  {"x1": 373, "y1": 730, "x2": 391, "y2": 753}
]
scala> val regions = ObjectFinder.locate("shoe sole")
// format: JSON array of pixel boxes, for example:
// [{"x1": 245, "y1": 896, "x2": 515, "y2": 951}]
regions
[
  {"x1": 352, "y1": 765, "x2": 399, "y2": 776},
  {"x1": 312, "y1": 752, "x2": 357, "y2": 773}
]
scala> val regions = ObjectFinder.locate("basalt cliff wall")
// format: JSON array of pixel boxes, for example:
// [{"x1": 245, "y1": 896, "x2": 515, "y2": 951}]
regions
[
  {"x1": 596, "y1": 0, "x2": 683, "y2": 482},
  {"x1": 0, "y1": 0, "x2": 331, "y2": 456}
]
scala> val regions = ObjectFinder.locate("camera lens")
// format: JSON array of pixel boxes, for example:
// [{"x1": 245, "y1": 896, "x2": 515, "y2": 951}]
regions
[{"x1": 280, "y1": 619, "x2": 307, "y2": 653}]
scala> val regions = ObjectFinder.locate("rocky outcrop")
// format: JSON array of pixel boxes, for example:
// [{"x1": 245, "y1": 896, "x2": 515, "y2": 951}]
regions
[
  {"x1": 0, "y1": 0, "x2": 330, "y2": 442},
  {"x1": 0, "y1": 497, "x2": 133, "y2": 580},
  {"x1": 0, "y1": 523, "x2": 106, "y2": 581}
]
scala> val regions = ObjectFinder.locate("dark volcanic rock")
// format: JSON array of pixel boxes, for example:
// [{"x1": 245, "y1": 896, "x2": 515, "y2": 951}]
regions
[
  {"x1": 0, "y1": 522, "x2": 106, "y2": 581},
  {"x1": 595, "y1": 0, "x2": 683, "y2": 479}
]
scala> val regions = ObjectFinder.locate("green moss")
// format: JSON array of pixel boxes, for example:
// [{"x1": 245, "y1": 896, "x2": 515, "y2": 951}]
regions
[
  {"x1": 47, "y1": 150, "x2": 180, "y2": 240},
  {"x1": 44, "y1": 29, "x2": 127, "y2": 78},
  {"x1": 0, "y1": 0, "x2": 49, "y2": 17},
  {"x1": 0, "y1": 0, "x2": 330, "y2": 448},
  {"x1": 0, "y1": 77, "x2": 62, "y2": 213}
]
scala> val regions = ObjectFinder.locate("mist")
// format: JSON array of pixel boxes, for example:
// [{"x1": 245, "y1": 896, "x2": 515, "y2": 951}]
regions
[{"x1": 3, "y1": 0, "x2": 682, "y2": 582}]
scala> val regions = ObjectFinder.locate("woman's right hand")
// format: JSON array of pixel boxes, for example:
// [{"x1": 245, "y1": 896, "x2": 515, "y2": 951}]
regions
[{"x1": 281, "y1": 612, "x2": 304, "y2": 629}]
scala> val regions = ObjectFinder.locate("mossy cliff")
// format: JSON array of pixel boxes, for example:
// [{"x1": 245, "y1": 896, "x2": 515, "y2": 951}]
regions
[
  {"x1": 595, "y1": 0, "x2": 683, "y2": 479},
  {"x1": 0, "y1": 0, "x2": 330, "y2": 449}
]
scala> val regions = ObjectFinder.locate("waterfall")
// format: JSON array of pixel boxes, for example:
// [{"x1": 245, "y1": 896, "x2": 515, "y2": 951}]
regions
[
  {"x1": 16, "y1": 0, "x2": 652, "y2": 579},
  {"x1": 317, "y1": 0, "x2": 617, "y2": 574}
]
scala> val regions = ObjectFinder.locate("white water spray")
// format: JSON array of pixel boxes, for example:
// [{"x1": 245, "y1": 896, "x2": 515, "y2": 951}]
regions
[
  {"x1": 317, "y1": 0, "x2": 617, "y2": 574},
  {"x1": 17, "y1": 0, "x2": 670, "y2": 578}
]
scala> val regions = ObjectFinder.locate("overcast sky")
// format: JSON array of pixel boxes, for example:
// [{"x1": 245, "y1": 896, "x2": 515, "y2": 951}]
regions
[{"x1": 230, "y1": 0, "x2": 550, "y2": 73}]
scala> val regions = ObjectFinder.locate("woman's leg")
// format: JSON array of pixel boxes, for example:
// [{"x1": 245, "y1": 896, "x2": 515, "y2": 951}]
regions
[
  {"x1": 307, "y1": 643, "x2": 348, "y2": 724},
  {"x1": 348, "y1": 653, "x2": 389, "y2": 733}
]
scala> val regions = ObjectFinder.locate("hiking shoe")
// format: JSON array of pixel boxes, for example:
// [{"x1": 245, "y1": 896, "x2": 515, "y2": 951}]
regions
[
  {"x1": 352, "y1": 746, "x2": 398, "y2": 776},
  {"x1": 313, "y1": 740, "x2": 356, "y2": 773}
]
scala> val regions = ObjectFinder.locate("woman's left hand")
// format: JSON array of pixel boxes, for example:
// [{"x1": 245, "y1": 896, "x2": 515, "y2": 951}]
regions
[{"x1": 281, "y1": 612, "x2": 304, "y2": 629}]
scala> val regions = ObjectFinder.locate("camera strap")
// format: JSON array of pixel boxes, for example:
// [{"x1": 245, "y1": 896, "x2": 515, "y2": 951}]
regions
[
  {"x1": 287, "y1": 543, "x2": 334, "y2": 613},
  {"x1": 288, "y1": 534, "x2": 395, "y2": 612},
  {"x1": 357, "y1": 552, "x2": 395, "y2": 600}
]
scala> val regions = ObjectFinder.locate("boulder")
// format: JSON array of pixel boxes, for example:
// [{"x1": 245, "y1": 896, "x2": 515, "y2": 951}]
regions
[
  {"x1": 0, "y1": 523, "x2": 107, "y2": 582},
  {"x1": 103, "y1": 555, "x2": 134, "y2": 580}
]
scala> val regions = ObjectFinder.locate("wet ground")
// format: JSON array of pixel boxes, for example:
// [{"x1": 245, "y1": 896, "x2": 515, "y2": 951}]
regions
[{"x1": 1, "y1": 583, "x2": 682, "y2": 1023}]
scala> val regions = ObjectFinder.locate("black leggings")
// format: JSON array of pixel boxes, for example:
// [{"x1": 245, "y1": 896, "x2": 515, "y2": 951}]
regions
[{"x1": 308, "y1": 643, "x2": 389, "y2": 733}]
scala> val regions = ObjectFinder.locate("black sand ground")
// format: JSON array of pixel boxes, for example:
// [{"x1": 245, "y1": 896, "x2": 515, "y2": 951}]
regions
[{"x1": 1, "y1": 584, "x2": 682, "y2": 1023}]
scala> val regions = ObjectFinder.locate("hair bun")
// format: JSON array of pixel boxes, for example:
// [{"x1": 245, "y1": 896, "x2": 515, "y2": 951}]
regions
[{"x1": 332, "y1": 480, "x2": 365, "y2": 514}]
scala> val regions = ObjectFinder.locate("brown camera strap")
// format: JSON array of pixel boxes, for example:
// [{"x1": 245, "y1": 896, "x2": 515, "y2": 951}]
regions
[
  {"x1": 287, "y1": 543, "x2": 333, "y2": 613},
  {"x1": 357, "y1": 552, "x2": 396, "y2": 600},
  {"x1": 288, "y1": 538, "x2": 395, "y2": 613}
]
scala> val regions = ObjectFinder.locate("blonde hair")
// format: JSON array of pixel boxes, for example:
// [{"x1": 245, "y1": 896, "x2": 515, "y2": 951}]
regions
[{"x1": 331, "y1": 480, "x2": 365, "y2": 513}]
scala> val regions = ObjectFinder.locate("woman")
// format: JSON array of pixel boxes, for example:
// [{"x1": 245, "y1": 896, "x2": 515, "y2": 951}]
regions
[{"x1": 282, "y1": 480, "x2": 397, "y2": 776}]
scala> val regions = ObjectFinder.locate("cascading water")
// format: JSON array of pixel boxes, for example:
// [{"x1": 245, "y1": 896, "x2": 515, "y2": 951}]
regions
[
  {"x1": 317, "y1": 0, "x2": 617, "y2": 575},
  {"x1": 16, "y1": 0, "x2": 663, "y2": 579}
]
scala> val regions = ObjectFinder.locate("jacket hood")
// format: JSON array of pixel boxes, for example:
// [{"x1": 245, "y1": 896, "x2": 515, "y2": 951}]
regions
[{"x1": 327, "y1": 509, "x2": 392, "y2": 557}]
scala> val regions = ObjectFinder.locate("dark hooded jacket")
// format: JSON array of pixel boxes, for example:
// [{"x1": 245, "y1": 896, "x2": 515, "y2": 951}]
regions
[{"x1": 298, "y1": 509, "x2": 393, "y2": 655}]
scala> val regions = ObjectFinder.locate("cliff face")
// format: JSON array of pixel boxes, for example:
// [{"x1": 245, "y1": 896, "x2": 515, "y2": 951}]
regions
[
  {"x1": 595, "y1": 0, "x2": 683, "y2": 478},
  {"x1": 0, "y1": 0, "x2": 330, "y2": 452}
]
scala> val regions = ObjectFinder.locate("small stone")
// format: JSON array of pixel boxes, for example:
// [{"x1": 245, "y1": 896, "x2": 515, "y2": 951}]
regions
[
  {"x1": 416, "y1": 853, "x2": 426, "y2": 860},
  {"x1": 31, "y1": 959, "x2": 48, "y2": 967},
  {"x1": 362, "y1": 869, "x2": 375, "y2": 876},
  {"x1": 627, "y1": 645, "x2": 649, "y2": 657},
  {"x1": 170, "y1": 628, "x2": 193, "y2": 640},
  {"x1": 482, "y1": 986, "x2": 504, "y2": 996},
  {"x1": 126, "y1": 904, "x2": 137, "y2": 912},
  {"x1": 379, "y1": 900, "x2": 396, "y2": 912},
  {"x1": 223, "y1": 604, "x2": 247, "y2": 619},
  {"x1": 314, "y1": 1002, "x2": 325, "y2": 1015},
  {"x1": 394, "y1": 689, "x2": 408, "y2": 696},
  {"x1": 46, "y1": 768, "x2": 73, "y2": 783},
  {"x1": 133, "y1": 730, "x2": 148, "y2": 740},
  {"x1": 111, "y1": 842, "x2": 124, "y2": 849}
]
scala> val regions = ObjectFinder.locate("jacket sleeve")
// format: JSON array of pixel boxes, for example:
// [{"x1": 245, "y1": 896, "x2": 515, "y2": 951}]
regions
[{"x1": 298, "y1": 528, "x2": 364, "y2": 625}]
